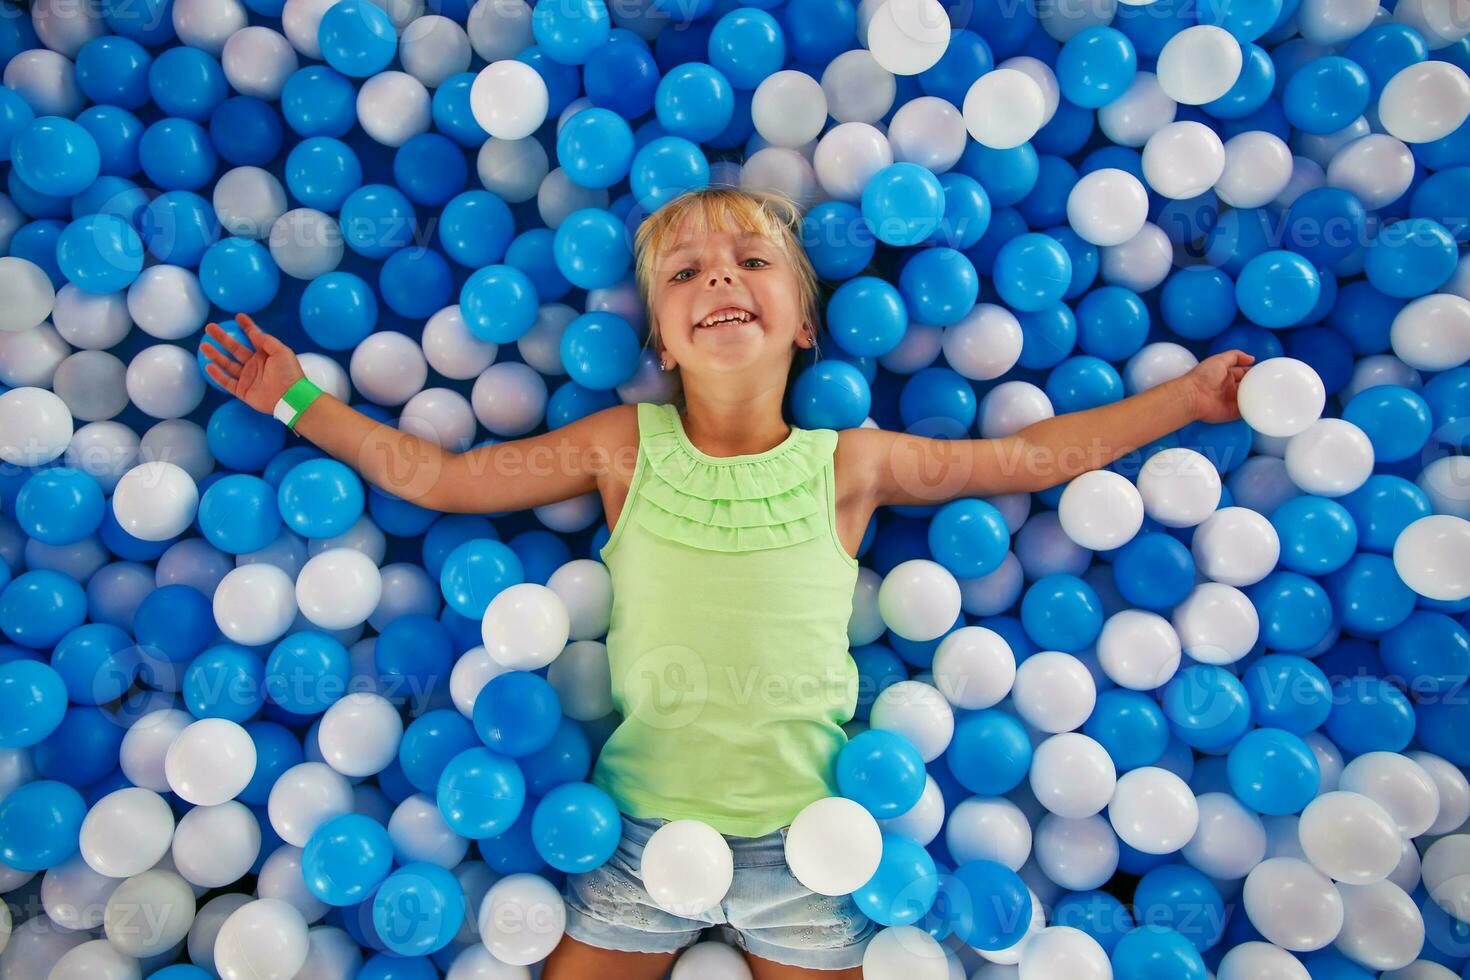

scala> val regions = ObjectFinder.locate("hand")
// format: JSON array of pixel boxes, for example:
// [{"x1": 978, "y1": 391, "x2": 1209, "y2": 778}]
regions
[
  {"x1": 201, "y1": 314, "x2": 306, "y2": 415},
  {"x1": 1184, "y1": 349, "x2": 1256, "y2": 424}
]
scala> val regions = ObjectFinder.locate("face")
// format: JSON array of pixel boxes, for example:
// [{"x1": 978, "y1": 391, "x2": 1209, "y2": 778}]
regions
[{"x1": 650, "y1": 217, "x2": 812, "y2": 379}]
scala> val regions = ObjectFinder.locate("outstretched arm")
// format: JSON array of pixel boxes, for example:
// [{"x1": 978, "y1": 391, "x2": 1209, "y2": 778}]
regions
[
  {"x1": 850, "y1": 350, "x2": 1254, "y2": 508},
  {"x1": 202, "y1": 314, "x2": 632, "y2": 514}
]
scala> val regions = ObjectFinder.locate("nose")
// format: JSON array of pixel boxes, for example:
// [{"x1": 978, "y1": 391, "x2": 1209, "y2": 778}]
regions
[{"x1": 706, "y1": 271, "x2": 733, "y2": 287}]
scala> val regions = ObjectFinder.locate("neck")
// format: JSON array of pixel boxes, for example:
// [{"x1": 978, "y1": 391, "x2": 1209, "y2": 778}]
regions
[{"x1": 678, "y1": 379, "x2": 793, "y2": 458}]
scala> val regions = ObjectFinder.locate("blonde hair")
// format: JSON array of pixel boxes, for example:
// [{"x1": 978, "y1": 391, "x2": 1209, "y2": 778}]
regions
[{"x1": 633, "y1": 187, "x2": 823, "y2": 366}]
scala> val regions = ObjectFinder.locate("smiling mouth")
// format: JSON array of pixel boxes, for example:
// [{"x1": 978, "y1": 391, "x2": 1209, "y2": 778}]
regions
[{"x1": 696, "y1": 307, "x2": 758, "y2": 329}]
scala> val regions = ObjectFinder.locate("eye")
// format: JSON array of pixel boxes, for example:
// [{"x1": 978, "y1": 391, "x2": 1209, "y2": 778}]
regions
[
  {"x1": 670, "y1": 267, "x2": 697, "y2": 282},
  {"x1": 742, "y1": 257, "x2": 770, "y2": 269}
]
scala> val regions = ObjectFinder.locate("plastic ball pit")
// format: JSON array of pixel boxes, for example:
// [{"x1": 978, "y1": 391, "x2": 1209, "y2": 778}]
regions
[{"x1": 0, "y1": 0, "x2": 1469, "y2": 976}]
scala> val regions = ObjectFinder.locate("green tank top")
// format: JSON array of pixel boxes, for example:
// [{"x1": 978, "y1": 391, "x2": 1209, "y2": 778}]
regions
[{"x1": 590, "y1": 401, "x2": 862, "y2": 838}]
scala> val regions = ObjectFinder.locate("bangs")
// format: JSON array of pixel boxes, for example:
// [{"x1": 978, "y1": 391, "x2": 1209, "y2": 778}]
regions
[{"x1": 633, "y1": 188, "x2": 821, "y2": 357}]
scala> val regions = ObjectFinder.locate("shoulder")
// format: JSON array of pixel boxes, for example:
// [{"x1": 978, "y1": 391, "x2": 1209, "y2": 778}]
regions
[
  {"x1": 833, "y1": 424, "x2": 893, "y2": 499},
  {"x1": 556, "y1": 401, "x2": 641, "y2": 457}
]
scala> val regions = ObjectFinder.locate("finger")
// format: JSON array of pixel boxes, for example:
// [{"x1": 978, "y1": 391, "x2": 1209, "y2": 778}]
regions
[
  {"x1": 202, "y1": 344, "x2": 242, "y2": 378},
  {"x1": 210, "y1": 322, "x2": 256, "y2": 363},
  {"x1": 203, "y1": 323, "x2": 244, "y2": 363},
  {"x1": 204, "y1": 362, "x2": 238, "y2": 394},
  {"x1": 237, "y1": 313, "x2": 280, "y2": 353}
]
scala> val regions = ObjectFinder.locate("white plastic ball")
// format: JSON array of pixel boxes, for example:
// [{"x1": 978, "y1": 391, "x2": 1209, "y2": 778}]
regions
[
  {"x1": 878, "y1": 559, "x2": 962, "y2": 641},
  {"x1": 979, "y1": 381, "x2": 1054, "y2": 438},
  {"x1": 1032, "y1": 813, "x2": 1117, "y2": 891},
  {"x1": 471, "y1": 60, "x2": 548, "y2": 140},
  {"x1": 1097, "y1": 609, "x2": 1182, "y2": 691},
  {"x1": 964, "y1": 69, "x2": 1046, "y2": 149},
  {"x1": 51, "y1": 284, "x2": 130, "y2": 348},
  {"x1": 467, "y1": 0, "x2": 532, "y2": 60},
  {"x1": 0, "y1": 257, "x2": 54, "y2": 333},
  {"x1": 267, "y1": 762, "x2": 354, "y2": 848},
  {"x1": 422, "y1": 306, "x2": 497, "y2": 380},
  {"x1": 1101, "y1": 223, "x2": 1173, "y2": 292},
  {"x1": 1391, "y1": 294, "x2": 1470, "y2": 372},
  {"x1": 1171, "y1": 582, "x2": 1260, "y2": 665},
  {"x1": 1066, "y1": 168, "x2": 1149, "y2": 247},
  {"x1": 165, "y1": 718, "x2": 257, "y2": 807},
  {"x1": 317, "y1": 693, "x2": 403, "y2": 777},
  {"x1": 79, "y1": 788, "x2": 175, "y2": 878},
  {"x1": 1334, "y1": 880, "x2": 1425, "y2": 971},
  {"x1": 879, "y1": 774, "x2": 945, "y2": 846},
  {"x1": 1183, "y1": 792, "x2": 1267, "y2": 881},
  {"x1": 222, "y1": 26, "x2": 297, "y2": 100},
  {"x1": 478, "y1": 137, "x2": 550, "y2": 203},
  {"x1": 477, "y1": 873, "x2": 566, "y2": 966},
  {"x1": 752, "y1": 71, "x2": 828, "y2": 148},
  {"x1": 1217, "y1": 942, "x2": 1312, "y2": 980},
  {"x1": 1217, "y1": 131, "x2": 1294, "y2": 208},
  {"x1": 1013, "y1": 652, "x2": 1097, "y2": 734},
  {"x1": 269, "y1": 209, "x2": 344, "y2": 280},
  {"x1": 1285, "y1": 419, "x2": 1375, "y2": 497},
  {"x1": 785, "y1": 796, "x2": 883, "y2": 896},
  {"x1": 640, "y1": 819, "x2": 734, "y2": 916},
  {"x1": 213, "y1": 899, "x2": 311, "y2": 980},
  {"x1": 356, "y1": 71, "x2": 430, "y2": 147},
  {"x1": 1107, "y1": 767, "x2": 1198, "y2": 854},
  {"x1": 112, "y1": 461, "x2": 198, "y2": 542},
  {"x1": 171, "y1": 0, "x2": 247, "y2": 53},
  {"x1": 1029, "y1": 734, "x2": 1116, "y2": 819},
  {"x1": 1393, "y1": 516, "x2": 1470, "y2": 602},
  {"x1": 172, "y1": 801, "x2": 261, "y2": 888},
  {"x1": 52, "y1": 351, "x2": 127, "y2": 422},
  {"x1": 213, "y1": 563, "x2": 297, "y2": 646},
  {"x1": 127, "y1": 266, "x2": 208, "y2": 341},
  {"x1": 295, "y1": 548, "x2": 382, "y2": 631},
  {"x1": 869, "y1": 680, "x2": 955, "y2": 762},
  {"x1": 1339, "y1": 752, "x2": 1441, "y2": 839},
  {"x1": 813, "y1": 121, "x2": 893, "y2": 202},
  {"x1": 102, "y1": 869, "x2": 195, "y2": 952},
  {"x1": 399, "y1": 15, "x2": 471, "y2": 88},
  {"x1": 820, "y1": 49, "x2": 896, "y2": 124},
  {"x1": 1058, "y1": 470, "x2": 1144, "y2": 550},
  {"x1": 1395, "y1": 0, "x2": 1470, "y2": 48},
  {"x1": 1236, "y1": 357, "x2": 1326, "y2": 438},
  {"x1": 1142, "y1": 121, "x2": 1226, "y2": 199},
  {"x1": 943, "y1": 304, "x2": 1024, "y2": 381},
  {"x1": 930, "y1": 626, "x2": 1015, "y2": 709},
  {"x1": 213, "y1": 166, "x2": 289, "y2": 239},
  {"x1": 4, "y1": 49, "x2": 84, "y2": 117},
  {"x1": 480, "y1": 582, "x2": 571, "y2": 670},
  {"x1": 0, "y1": 386, "x2": 74, "y2": 466},
  {"x1": 861, "y1": 925, "x2": 950, "y2": 980},
  {"x1": 1156, "y1": 25, "x2": 1242, "y2": 104},
  {"x1": 1242, "y1": 857, "x2": 1345, "y2": 952},
  {"x1": 866, "y1": 0, "x2": 949, "y2": 75},
  {"x1": 350, "y1": 331, "x2": 429, "y2": 406},
  {"x1": 1327, "y1": 134, "x2": 1416, "y2": 210},
  {"x1": 1098, "y1": 72, "x2": 1176, "y2": 148},
  {"x1": 1018, "y1": 926, "x2": 1110, "y2": 980},
  {"x1": 126, "y1": 344, "x2": 205, "y2": 420},
  {"x1": 1299, "y1": 791, "x2": 1404, "y2": 885},
  {"x1": 1137, "y1": 448, "x2": 1221, "y2": 528}
]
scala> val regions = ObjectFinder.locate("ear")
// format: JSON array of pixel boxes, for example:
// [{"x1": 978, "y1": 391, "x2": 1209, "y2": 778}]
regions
[{"x1": 795, "y1": 322, "x2": 816, "y2": 349}]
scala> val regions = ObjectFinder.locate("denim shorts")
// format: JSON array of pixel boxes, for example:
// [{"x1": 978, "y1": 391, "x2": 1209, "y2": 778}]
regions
[{"x1": 562, "y1": 813, "x2": 877, "y2": 970}]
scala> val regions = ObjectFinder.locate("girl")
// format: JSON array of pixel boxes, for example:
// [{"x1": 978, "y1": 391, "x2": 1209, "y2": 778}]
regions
[{"x1": 203, "y1": 187, "x2": 1253, "y2": 978}]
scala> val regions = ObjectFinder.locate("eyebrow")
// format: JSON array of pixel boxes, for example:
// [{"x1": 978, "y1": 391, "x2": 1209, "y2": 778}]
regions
[{"x1": 665, "y1": 233, "x2": 768, "y2": 258}]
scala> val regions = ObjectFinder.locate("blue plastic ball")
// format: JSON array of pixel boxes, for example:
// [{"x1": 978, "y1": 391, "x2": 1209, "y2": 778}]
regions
[
  {"x1": 532, "y1": 0, "x2": 610, "y2": 65},
  {"x1": 945, "y1": 708, "x2": 1033, "y2": 795},
  {"x1": 1226, "y1": 727, "x2": 1320, "y2": 815},
  {"x1": 1283, "y1": 56, "x2": 1371, "y2": 134},
  {"x1": 836, "y1": 729, "x2": 926, "y2": 818},
  {"x1": 553, "y1": 209, "x2": 633, "y2": 291},
  {"x1": 16, "y1": 469, "x2": 104, "y2": 546},
  {"x1": 531, "y1": 781, "x2": 621, "y2": 872},
  {"x1": 802, "y1": 201, "x2": 877, "y2": 280},
  {"x1": 461, "y1": 264, "x2": 540, "y2": 343},
  {"x1": 827, "y1": 276, "x2": 908, "y2": 357},
  {"x1": 474, "y1": 671, "x2": 562, "y2": 757},
  {"x1": 862, "y1": 163, "x2": 945, "y2": 247},
  {"x1": 854, "y1": 833, "x2": 938, "y2": 927},
  {"x1": 440, "y1": 539, "x2": 523, "y2": 619},
  {"x1": 12, "y1": 116, "x2": 100, "y2": 196},
  {"x1": 708, "y1": 7, "x2": 785, "y2": 89},
  {"x1": 199, "y1": 237, "x2": 279, "y2": 313},
  {"x1": 437, "y1": 746, "x2": 526, "y2": 839},
  {"x1": 1241, "y1": 654, "x2": 1331, "y2": 733},
  {"x1": 898, "y1": 246, "x2": 978, "y2": 327},
  {"x1": 0, "y1": 779, "x2": 84, "y2": 871},
  {"x1": 1021, "y1": 573, "x2": 1102, "y2": 652},
  {"x1": 1270, "y1": 496, "x2": 1357, "y2": 575},
  {"x1": 947, "y1": 860, "x2": 1032, "y2": 951},
  {"x1": 318, "y1": 0, "x2": 398, "y2": 77},
  {"x1": 928, "y1": 499, "x2": 1010, "y2": 579},
  {"x1": 0, "y1": 660, "x2": 68, "y2": 748},
  {"x1": 286, "y1": 137, "x2": 363, "y2": 212},
  {"x1": 277, "y1": 459, "x2": 366, "y2": 539},
  {"x1": 57, "y1": 213, "x2": 144, "y2": 294},
  {"x1": 199, "y1": 474, "x2": 282, "y2": 555},
  {"x1": 1162, "y1": 665, "x2": 1252, "y2": 752},
  {"x1": 1057, "y1": 27, "x2": 1137, "y2": 108},
  {"x1": 265, "y1": 631, "x2": 351, "y2": 717},
  {"x1": 1364, "y1": 217, "x2": 1459, "y2": 299},
  {"x1": 1235, "y1": 250, "x2": 1321, "y2": 328},
  {"x1": 303, "y1": 813, "x2": 395, "y2": 906}
]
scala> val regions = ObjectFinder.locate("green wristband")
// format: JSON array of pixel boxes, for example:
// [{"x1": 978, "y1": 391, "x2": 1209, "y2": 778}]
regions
[{"x1": 272, "y1": 377, "x2": 324, "y2": 431}]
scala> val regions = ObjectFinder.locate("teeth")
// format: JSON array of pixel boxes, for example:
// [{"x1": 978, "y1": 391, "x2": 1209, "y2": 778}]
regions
[{"x1": 699, "y1": 309, "x2": 753, "y2": 327}]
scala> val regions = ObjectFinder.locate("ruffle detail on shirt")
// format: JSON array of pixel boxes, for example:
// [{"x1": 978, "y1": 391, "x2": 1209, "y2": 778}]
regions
[{"x1": 632, "y1": 402, "x2": 836, "y2": 553}]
